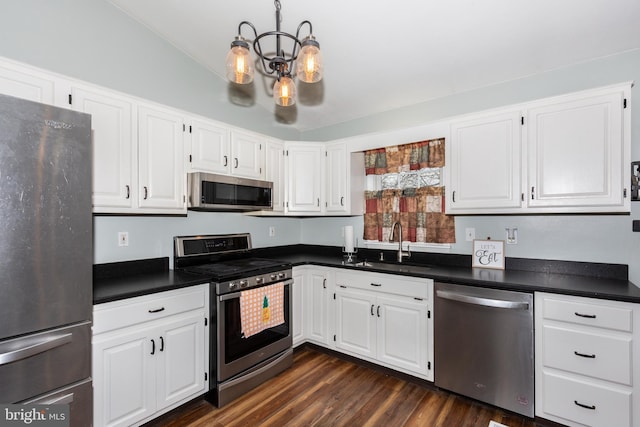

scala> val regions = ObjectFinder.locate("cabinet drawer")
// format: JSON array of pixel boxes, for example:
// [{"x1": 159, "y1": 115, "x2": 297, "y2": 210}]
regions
[
  {"x1": 542, "y1": 296, "x2": 632, "y2": 332},
  {"x1": 540, "y1": 371, "x2": 631, "y2": 427},
  {"x1": 542, "y1": 325, "x2": 632, "y2": 385},
  {"x1": 335, "y1": 271, "x2": 431, "y2": 299},
  {"x1": 93, "y1": 285, "x2": 207, "y2": 334}
]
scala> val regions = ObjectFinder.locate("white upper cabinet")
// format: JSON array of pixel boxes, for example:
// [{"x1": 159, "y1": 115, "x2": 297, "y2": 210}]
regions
[
  {"x1": 527, "y1": 88, "x2": 628, "y2": 211},
  {"x1": 446, "y1": 83, "x2": 631, "y2": 214},
  {"x1": 265, "y1": 139, "x2": 285, "y2": 212},
  {"x1": 285, "y1": 142, "x2": 324, "y2": 214},
  {"x1": 187, "y1": 118, "x2": 230, "y2": 175},
  {"x1": 448, "y1": 109, "x2": 523, "y2": 213},
  {"x1": 187, "y1": 123, "x2": 264, "y2": 180},
  {"x1": 69, "y1": 84, "x2": 136, "y2": 211},
  {"x1": 0, "y1": 59, "x2": 66, "y2": 105},
  {"x1": 137, "y1": 104, "x2": 186, "y2": 212},
  {"x1": 325, "y1": 142, "x2": 364, "y2": 216}
]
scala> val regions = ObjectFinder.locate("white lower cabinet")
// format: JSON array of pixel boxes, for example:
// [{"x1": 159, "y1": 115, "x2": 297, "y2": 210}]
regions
[
  {"x1": 334, "y1": 270, "x2": 433, "y2": 380},
  {"x1": 291, "y1": 267, "x2": 306, "y2": 347},
  {"x1": 92, "y1": 285, "x2": 209, "y2": 427},
  {"x1": 535, "y1": 292, "x2": 639, "y2": 427}
]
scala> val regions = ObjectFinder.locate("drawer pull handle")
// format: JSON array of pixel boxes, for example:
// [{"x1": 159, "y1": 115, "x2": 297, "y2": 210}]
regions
[
  {"x1": 160, "y1": 336, "x2": 164, "y2": 352},
  {"x1": 574, "y1": 351, "x2": 596, "y2": 359},
  {"x1": 150, "y1": 339, "x2": 155, "y2": 355},
  {"x1": 575, "y1": 312, "x2": 596, "y2": 319},
  {"x1": 574, "y1": 400, "x2": 596, "y2": 410},
  {"x1": 370, "y1": 304, "x2": 375, "y2": 316},
  {"x1": 377, "y1": 306, "x2": 381, "y2": 317},
  {"x1": 148, "y1": 307, "x2": 165, "y2": 313},
  {"x1": 370, "y1": 283, "x2": 382, "y2": 287}
]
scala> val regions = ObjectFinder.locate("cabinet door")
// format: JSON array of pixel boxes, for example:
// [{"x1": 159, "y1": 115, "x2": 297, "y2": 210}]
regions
[
  {"x1": 325, "y1": 143, "x2": 348, "y2": 214},
  {"x1": 305, "y1": 270, "x2": 328, "y2": 345},
  {"x1": 188, "y1": 119, "x2": 230, "y2": 174},
  {"x1": 93, "y1": 326, "x2": 156, "y2": 427},
  {"x1": 527, "y1": 91, "x2": 626, "y2": 210},
  {"x1": 448, "y1": 110, "x2": 523, "y2": 212},
  {"x1": 335, "y1": 288, "x2": 376, "y2": 359},
  {"x1": 291, "y1": 268, "x2": 305, "y2": 347},
  {"x1": 156, "y1": 312, "x2": 206, "y2": 409},
  {"x1": 70, "y1": 85, "x2": 136, "y2": 211},
  {"x1": 0, "y1": 61, "x2": 58, "y2": 105},
  {"x1": 377, "y1": 295, "x2": 429, "y2": 376},
  {"x1": 138, "y1": 105, "x2": 186, "y2": 212},
  {"x1": 265, "y1": 140, "x2": 285, "y2": 212},
  {"x1": 230, "y1": 130, "x2": 263, "y2": 179},
  {"x1": 286, "y1": 143, "x2": 323, "y2": 213}
]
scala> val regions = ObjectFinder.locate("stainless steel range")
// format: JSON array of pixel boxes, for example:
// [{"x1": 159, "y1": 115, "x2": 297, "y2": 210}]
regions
[{"x1": 174, "y1": 234, "x2": 293, "y2": 407}]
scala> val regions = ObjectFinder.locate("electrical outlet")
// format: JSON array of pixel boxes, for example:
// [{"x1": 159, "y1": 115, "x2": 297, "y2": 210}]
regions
[
  {"x1": 269, "y1": 226, "x2": 275, "y2": 237},
  {"x1": 465, "y1": 227, "x2": 475, "y2": 242},
  {"x1": 118, "y1": 231, "x2": 129, "y2": 247}
]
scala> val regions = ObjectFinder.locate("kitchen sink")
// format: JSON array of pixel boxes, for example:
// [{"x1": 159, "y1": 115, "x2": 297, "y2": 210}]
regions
[{"x1": 351, "y1": 260, "x2": 431, "y2": 274}]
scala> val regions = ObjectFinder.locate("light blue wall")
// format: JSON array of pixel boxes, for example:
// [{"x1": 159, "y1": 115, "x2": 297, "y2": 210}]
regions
[{"x1": 1, "y1": 2, "x2": 638, "y2": 286}]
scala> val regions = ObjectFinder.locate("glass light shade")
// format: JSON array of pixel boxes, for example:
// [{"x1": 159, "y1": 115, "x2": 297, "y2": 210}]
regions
[
  {"x1": 273, "y1": 76, "x2": 296, "y2": 107},
  {"x1": 296, "y1": 43, "x2": 323, "y2": 83},
  {"x1": 225, "y1": 45, "x2": 254, "y2": 84}
]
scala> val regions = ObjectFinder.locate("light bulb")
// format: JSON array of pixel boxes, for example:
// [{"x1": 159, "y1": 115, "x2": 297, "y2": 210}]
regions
[
  {"x1": 296, "y1": 38, "x2": 323, "y2": 83},
  {"x1": 273, "y1": 76, "x2": 296, "y2": 107},
  {"x1": 225, "y1": 42, "x2": 254, "y2": 84}
]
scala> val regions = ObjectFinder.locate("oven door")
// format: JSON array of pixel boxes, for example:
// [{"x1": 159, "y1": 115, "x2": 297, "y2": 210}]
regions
[{"x1": 216, "y1": 279, "x2": 292, "y2": 382}]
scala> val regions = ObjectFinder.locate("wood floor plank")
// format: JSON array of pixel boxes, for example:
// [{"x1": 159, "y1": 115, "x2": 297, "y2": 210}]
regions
[{"x1": 144, "y1": 347, "x2": 544, "y2": 427}]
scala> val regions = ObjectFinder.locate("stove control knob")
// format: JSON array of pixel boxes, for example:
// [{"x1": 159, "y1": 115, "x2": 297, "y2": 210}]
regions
[
  {"x1": 256, "y1": 277, "x2": 264, "y2": 284},
  {"x1": 240, "y1": 280, "x2": 248, "y2": 288},
  {"x1": 277, "y1": 272, "x2": 286, "y2": 279},
  {"x1": 270, "y1": 274, "x2": 277, "y2": 281},
  {"x1": 229, "y1": 282, "x2": 237, "y2": 290}
]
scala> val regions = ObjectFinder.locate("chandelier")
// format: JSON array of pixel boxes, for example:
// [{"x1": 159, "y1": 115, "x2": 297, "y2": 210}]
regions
[{"x1": 225, "y1": 0, "x2": 323, "y2": 107}]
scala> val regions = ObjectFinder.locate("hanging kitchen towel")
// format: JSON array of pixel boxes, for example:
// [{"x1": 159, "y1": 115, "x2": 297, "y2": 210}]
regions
[{"x1": 240, "y1": 282, "x2": 285, "y2": 338}]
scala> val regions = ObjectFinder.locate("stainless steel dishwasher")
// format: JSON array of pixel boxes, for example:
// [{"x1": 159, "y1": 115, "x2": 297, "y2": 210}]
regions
[{"x1": 434, "y1": 282, "x2": 534, "y2": 417}]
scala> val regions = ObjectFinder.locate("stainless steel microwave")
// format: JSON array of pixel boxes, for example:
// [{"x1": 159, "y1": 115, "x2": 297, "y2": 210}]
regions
[{"x1": 187, "y1": 172, "x2": 273, "y2": 211}]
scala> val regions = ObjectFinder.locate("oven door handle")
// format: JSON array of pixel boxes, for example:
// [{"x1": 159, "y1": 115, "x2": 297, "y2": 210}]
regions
[{"x1": 219, "y1": 279, "x2": 294, "y2": 301}]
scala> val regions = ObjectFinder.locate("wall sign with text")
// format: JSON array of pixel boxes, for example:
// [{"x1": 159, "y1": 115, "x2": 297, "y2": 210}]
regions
[{"x1": 472, "y1": 239, "x2": 505, "y2": 270}]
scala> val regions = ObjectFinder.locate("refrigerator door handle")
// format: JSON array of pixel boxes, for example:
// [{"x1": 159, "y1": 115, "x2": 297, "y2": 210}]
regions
[
  {"x1": 0, "y1": 333, "x2": 73, "y2": 366},
  {"x1": 37, "y1": 392, "x2": 75, "y2": 405}
]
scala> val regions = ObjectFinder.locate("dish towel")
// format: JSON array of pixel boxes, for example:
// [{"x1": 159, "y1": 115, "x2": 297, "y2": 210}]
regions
[{"x1": 240, "y1": 282, "x2": 285, "y2": 338}]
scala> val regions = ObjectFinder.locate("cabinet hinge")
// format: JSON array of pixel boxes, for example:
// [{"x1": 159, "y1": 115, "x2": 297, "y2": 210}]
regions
[
  {"x1": 624, "y1": 98, "x2": 627, "y2": 109},
  {"x1": 205, "y1": 372, "x2": 208, "y2": 381},
  {"x1": 427, "y1": 310, "x2": 431, "y2": 319},
  {"x1": 428, "y1": 361, "x2": 431, "y2": 370},
  {"x1": 204, "y1": 317, "x2": 208, "y2": 326},
  {"x1": 68, "y1": 94, "x2": 72, "y2": 105},
  {"x1": 521, "y1": 116, "x2": 524, "y2": 125},
  {"x1": 333, "y1": 335, "x2": 336, "y2": 342}
]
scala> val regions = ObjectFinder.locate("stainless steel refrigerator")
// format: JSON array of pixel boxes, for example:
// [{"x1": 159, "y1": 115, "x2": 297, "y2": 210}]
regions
[{"x1": 0, "y1": 94, "x2": 93, "y2": 426}]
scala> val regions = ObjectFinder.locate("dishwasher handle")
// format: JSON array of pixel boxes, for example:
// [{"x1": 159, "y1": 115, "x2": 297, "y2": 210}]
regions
[{"x1": 436, "y1": 289, "x2": 530, "y2": 310}]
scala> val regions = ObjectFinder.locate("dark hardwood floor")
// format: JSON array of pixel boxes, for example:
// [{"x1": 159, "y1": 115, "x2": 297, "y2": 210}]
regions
[{"x1": 145, "y1": 347, "x2": 544, "y2": 427}]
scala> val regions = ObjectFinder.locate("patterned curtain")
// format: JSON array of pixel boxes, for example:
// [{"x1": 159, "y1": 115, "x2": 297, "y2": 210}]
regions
[{"x1": 363, "y1": 138, "x2": 455, "y2": 244}]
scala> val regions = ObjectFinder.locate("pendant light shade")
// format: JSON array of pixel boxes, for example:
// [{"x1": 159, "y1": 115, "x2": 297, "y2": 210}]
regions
[
  {"x1": 273, "y1": 75, "x2": 296, "y2": 107},
  {"x1": 227, "y1": 0, "x2": 323, "y2": 108},
  {"x1": 296, "y1": 36, "x2": 323, "y2": 83},
  {"x1": 225, "y1": 39, "x2": 254, "y2": 84}
]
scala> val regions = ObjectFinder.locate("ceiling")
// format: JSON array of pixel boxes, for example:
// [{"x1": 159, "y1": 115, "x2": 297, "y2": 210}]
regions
[{"x1": 109, "y1": 0, "x2": 640, "y2": 132}]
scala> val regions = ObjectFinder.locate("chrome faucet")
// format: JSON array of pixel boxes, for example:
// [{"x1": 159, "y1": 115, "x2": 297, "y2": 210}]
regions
[{"x1": 389, "y1": 221, "x2": 411, "y2": 263}]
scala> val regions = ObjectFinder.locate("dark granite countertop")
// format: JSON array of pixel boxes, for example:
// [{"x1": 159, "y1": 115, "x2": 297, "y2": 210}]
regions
[
  {"x1": 93, "y1": 258, "x2": 209, "y2": 304},
  {"x1": 93, "y1": 246, "x2": 640, "y2": 304}
]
